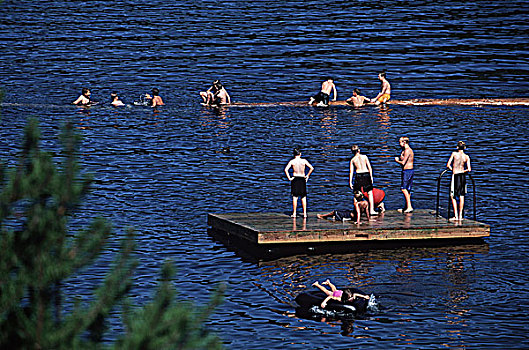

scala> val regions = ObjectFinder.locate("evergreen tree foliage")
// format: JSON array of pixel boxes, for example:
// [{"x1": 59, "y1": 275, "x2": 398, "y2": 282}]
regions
[{"x1": 0, "y1": 119, "x2": 224, "y2": 349}]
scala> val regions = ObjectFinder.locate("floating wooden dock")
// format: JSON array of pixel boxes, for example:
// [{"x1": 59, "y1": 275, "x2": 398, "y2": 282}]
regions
[
  {"x1": 230, "y1": 97, "x2": 529, "y2": 108},
  {"x1": 208, "y1": 209, "x2": 490, "y2": 245}
]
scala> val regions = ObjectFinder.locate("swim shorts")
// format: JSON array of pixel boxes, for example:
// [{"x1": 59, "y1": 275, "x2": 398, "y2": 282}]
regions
[
  {"x1": 334, "y1": 210, "x2": 354, "y2": 221},
  {"x1": 312, "y1": 91, "x2": 330, "y2": 105},
  {"x1": 354, "y1": 172, "x2": 373, "y2": 193},
  {"x1": 401, "y1": 169, "x2": 414, "y2": 191},
  {"x1": 377, "y1": 93, "x2": 390, "y2": 103},
  {"x1": 451, "y1": 173, "x2": 467, "y2": 197},
  {"x1": 291, "y1": 176, "x2": 307, "y2": 198},
  {"x1": 333, "y1": 290, "x2": 343, "y2": 298}
]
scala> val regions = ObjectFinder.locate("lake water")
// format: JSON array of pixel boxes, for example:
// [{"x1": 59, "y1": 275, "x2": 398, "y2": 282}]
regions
[{"x1": 1, "y1": 1, "x2": 529, "y2": 348}]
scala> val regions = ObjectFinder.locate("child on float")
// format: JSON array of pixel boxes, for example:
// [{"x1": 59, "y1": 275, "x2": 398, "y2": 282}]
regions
[{"x1": 312, "y1": 279, "x2": 370, "y2": 308}]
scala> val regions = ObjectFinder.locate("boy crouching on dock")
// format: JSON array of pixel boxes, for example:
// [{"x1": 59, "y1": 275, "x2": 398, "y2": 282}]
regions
[{"x1": 284, "y1": 148, "x2": 314, "y2": 218}]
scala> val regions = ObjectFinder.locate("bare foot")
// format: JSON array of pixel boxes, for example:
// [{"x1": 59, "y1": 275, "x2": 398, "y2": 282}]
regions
[
  {"x1": 404, "y1": 208, "x2": 414, "y2": 213},
  {"x1": 291, "y1": 214, "x2": 297, "y2": 218},
  {"x1": 312, "y1": 281, "x2": 319, "y2": 287},
  {"x1": 317, "y1": 214, "x2": 325, "y2": 219},
  {"x1": 449, "y1": 217, "x2": 459, "y2": 221},
  {"x1": 322, "y1": 279, "x2": 330, "y2": 286},
  {"x1": 303, "y1": 213, "x2": 308, "y2": 218},
  {"x1": 397, "y1": 208, "x2": 403, "y2": 213},
  {"x1": 370, "y1": 211, "x2": 378, "y2": 216}
]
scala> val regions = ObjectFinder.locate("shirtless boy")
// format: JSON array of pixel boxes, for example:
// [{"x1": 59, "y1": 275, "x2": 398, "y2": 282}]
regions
[
  {"x1": 284, "y1": 148, "x2": 314, "y2": 218},
  {"x1": 372, "y1": 72, "x2": 391, "y2": 105},
  {"x1": 213, "y1": 82, "x2": 231, "y2": 105},
  {"x1": 446, "y1": 141, "x2": 471, "y2": 221},
  {"x1": 308, "y1": 77, "x2": 337, "y2": 107},
  {"x1": 394, "y1": 137, "x2": 414, "y2": 213},
  {"x1": 72, "y1": 88, "x2": 92, "y2": 106},
  {"x1": 110, "y1": 92, "x2": 125, "y2": 107},
  {"x1": 346, "y1": 88, "x2": 371, "y2": 107},
  {"x1": 145, "y1": 88, "x2": 164, "y2": 108},
  {"x1": 316, "y1": 191, "x2": 373, "y2": 224},
  {"x1": 349, "y1": 145, "x2": 378, "y2": 216},
  {"x1": 200, "y1": 80, "x2": 219, "y2": 105}
]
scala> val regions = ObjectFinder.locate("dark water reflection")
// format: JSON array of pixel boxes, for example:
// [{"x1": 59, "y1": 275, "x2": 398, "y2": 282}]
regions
[{"x1": 1, "y1": 0, "x2": 529, "y2": 348}]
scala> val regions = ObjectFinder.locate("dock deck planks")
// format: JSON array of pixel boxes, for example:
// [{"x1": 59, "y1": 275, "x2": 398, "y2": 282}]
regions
[{"x1": 208, "y1": 209, "x2": 490, "y2": 245}]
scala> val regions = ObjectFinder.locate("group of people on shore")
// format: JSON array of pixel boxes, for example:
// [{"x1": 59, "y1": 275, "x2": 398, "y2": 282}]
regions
[
  {"x1": 72, "y1": 88, "x2": 165, "y2": 108},
  {"x1": 284, "y1": 138, "x2": 471, "y2": 222}
]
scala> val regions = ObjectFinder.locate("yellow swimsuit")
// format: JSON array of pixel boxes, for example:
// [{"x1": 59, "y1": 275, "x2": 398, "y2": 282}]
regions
[{"x1": 377, "y1": 93, "x2": 391, "y2": 103}]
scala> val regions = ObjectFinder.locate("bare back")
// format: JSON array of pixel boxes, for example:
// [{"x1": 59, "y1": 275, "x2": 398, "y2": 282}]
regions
[
  {"x1": 448, "y1": 150, "x2": 470, "y2": 174},
  {"x1": 351, "y1": 154, "x2": 370, "y2": 173},
  {"x1": 285, "y1": 156, "x2": 314, "y2": 178}
]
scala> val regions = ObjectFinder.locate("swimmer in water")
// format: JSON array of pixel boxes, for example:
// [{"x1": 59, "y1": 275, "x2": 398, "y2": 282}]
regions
[
  {"x1": 200, "y1": 80, "x2": 220, "y2": 105},
  {"x1": 212, "y1": 81, "x2": 231, "y2": 105},
  {"x1": 346, "y1": 88, "x2": 371, "y2": 107},
  {"x1": 73, "y1": 88, "x2": 92, "y2": 106},
  {"x1": 110, "y1": 92, "x2": 125, "y2": 107},
  {"x1": 145, "y1": 88, "x2": 164, "y2": 107}
]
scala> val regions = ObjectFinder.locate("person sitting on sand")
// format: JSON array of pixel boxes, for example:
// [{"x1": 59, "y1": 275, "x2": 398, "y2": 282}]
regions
[
  {"x1": 309, "y1": 77, "x2": 337, "y2": 107},
  {"x1": 145, "y1": 88, "x2": 164, "y2": 108},
  {"x1": 346, "y1": 88, "x2": 371, "y2": 107},
  {"x1": 312, "y1": 279, "x2": 370, "y2": 308},
  {"x1": 110, "y1": 92, "x2": 125, "y2": 107},
  {"x1": 72, "y1": 88, "x2": 93, "y2": 106},
  {"x1": 317, "y1": 191, "x2": 375, "y2": 224}
]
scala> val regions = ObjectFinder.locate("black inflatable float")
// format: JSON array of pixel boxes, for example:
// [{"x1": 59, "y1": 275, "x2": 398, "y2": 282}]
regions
[{"x1": 295, "y1": 287, "x2": 377, "y2": 319}]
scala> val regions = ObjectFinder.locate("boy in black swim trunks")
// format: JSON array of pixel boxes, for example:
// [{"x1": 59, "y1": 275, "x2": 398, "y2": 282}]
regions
[
  {"x1": 284, "y1": 148, "x2": 314, "y2": 218},
  {"x1": 447, "y1": 141, "x2": 471, "y2": 221},
  {"x1": 349, "y1": 145, "x2": 378, "y2": 216}
]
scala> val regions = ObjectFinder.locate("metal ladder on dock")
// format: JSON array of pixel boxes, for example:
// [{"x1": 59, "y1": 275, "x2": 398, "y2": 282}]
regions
[{"x1": 435, "y1": 170, "x2": 477, "y2": 221}]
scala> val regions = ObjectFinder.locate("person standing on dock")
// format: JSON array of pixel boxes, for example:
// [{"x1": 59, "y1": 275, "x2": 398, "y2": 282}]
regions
[
  {"x1": 349, "y1": 145, "x2": 378, "y2": 216},
  {"x1": 395, "y1": 137, "x2": 414, "y2": 213},
  {"x1": 284, "y1": 148, "x2": 314, "y2": 218},
  {"x1": 372, "y1": 72, "x2": 391, "y2": 105},
  {"x1": 446, "y1": 141, "x2": 471, "y2": 221},
  {"x1": 308, "y1": 77, "x2": 337, "y2": 107}
]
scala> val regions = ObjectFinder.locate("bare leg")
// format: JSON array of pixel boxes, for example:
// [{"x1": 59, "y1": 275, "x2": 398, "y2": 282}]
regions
[
  {"x1": 317, "y1": 211, "x2": 335, "y2": 220},
  {"x1": 291, "y1": 196, "x2": 298, "y2": 217},
  {"x1": 301, "y1": 197, "x2": 307, "y2": 217},
  {"x1": 459, "y1": 196, "x2": 465, "y2": 220},
  {"x1": 200, "y1": 92, "x2": 208, "y2": 103},
  {"x1": 378, "y1": 202, "x2": 386, "y2": 212},
  {"x1": 402, "y1": 189, "x2": 413, "y2": 213},
  {"x1": 323, "y1": 279, "x2": 337, "y2": 292},
  {"x1": 450, "y1": 196, "x2": 458, "y2": 220},
  {"x1": 367, "y1": 190, "x2": 377, "y2": 215},
  {"x1": 312, "y1": 281, "x2": 332, "y2": 296}
]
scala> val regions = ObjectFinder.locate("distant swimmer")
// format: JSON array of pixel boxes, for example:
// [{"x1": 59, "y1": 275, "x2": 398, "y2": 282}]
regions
[
  {"x1": 200, "y1": 80, "x2": 231, "y2": 106},
  {"x1": 145, "y1": 88, "x2": 164, "y2": 107},
  {"x1": 110, "y1": 92, "x2": 125, "y2": 107},
  {"x1": 372, "y1": 72, "x2": 391, "y2": 105},
  {"x1": 308, "y1": 77, "x2": 337, "y2": 107},
  {"x1": 72, "y1": 88, "x2": 93, "y2": 106},
  {"x1": 346, "y1": 88, "x2": 371, "y2": 107},
  {"x1": 395, "y1": 137, "x2": 414, "y2": 213},
  {"x1": 446, "y1": 141, "x2": 471, "y2": 221},
  {"x1": 284, "y1": 148, "x2": 314, "y2": 218}
]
